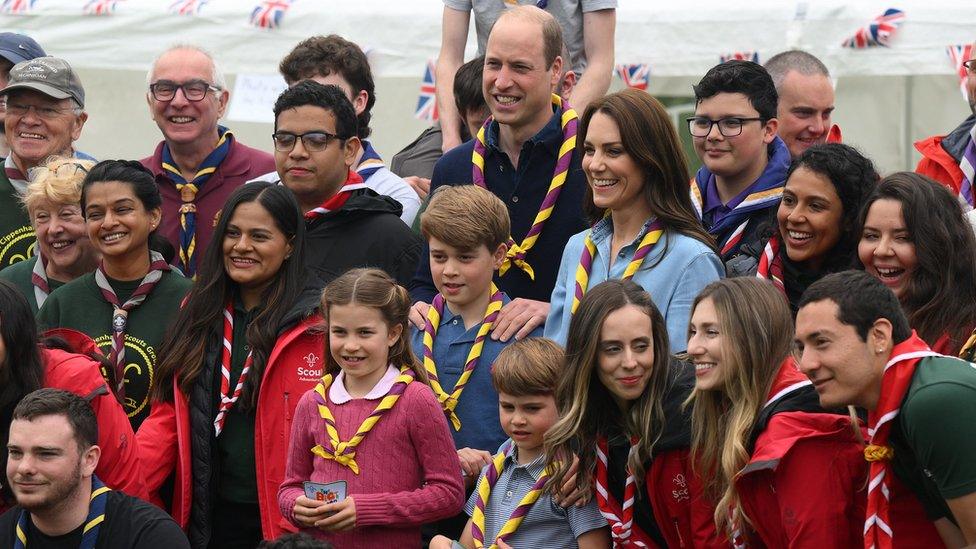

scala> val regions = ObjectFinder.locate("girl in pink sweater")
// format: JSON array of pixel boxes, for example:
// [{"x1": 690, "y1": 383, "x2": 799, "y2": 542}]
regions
[{"x1": 278, "y1": 268, "x2": 464, "y2": 548}]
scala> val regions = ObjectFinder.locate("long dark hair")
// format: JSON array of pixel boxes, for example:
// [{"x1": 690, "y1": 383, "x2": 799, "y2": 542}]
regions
[
  {"x1": 0, "y1": 280, "x2": 45, "y2": 505},
  {"x1": 80, "y1": 160, "x2": 175, "y2": 263},
  {"x1": 578, "y1": 89, "x2": 716, "y2": 257},
  {"x1": 782, "y1": 143, "x2": 878, "y2": 271},
  {"x1": 545, "y1": 279, "x2": 672, "y2": 498},
  {"x1": 0, "y1": 280, "x2": 44, "y2": 408},
  {"x1": 153, "y1": 182, "x2": 306, "y2": 408},
  {"x1": 856, "y1": 173, "x2": 976, "y2": 350}
]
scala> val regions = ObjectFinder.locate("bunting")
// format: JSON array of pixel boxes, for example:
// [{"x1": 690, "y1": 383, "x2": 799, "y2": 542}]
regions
[
  {"x1": 842, "y1": 8, "x2": 905, "y2": 48},
  {"x1": 249, "y1": 0, "x2": 292, "y2": 29},
  {"x1": 615, "y1": 64, "x2": 650, "y2": 91},
  {"x1": 946, "y1": 44, "x2": 975, "y2": 101},
  {"x1": 415, "y1": 59, "x2": 438, "y2": 122}
]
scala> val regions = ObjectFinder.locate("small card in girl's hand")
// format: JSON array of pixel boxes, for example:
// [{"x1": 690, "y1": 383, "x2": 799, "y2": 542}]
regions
[{"x1": 303, "y1": 480, "x2": 347, "y2": 504}]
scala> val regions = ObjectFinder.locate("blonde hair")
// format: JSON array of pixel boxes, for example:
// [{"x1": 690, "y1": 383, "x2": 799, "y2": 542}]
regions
[
  {"x1": 420, "y1": 185, "x2": 510, "y2": 252},
  {"x1": 22, "y1": 156, "x2": 94, "y2": 214},
  {"x1": 320, "y1": 268, "x2": 427, "y2": 383},
  {"x1": 491, "y1": 338, "x2": 562, "y2": 397},
  {"x1": 684, "y1": 278, "x2": 793, "y2": 532}
]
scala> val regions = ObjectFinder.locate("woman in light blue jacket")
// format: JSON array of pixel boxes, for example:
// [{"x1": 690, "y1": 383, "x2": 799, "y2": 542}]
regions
[{"x1": 545, "y1": 89, "x2": 723, "y2": 352}]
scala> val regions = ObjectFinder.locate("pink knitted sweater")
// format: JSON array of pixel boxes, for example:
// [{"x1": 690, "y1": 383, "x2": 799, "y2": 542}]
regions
[{"x1": 278, "y1": 381, "x2": 464, "y2": 548}]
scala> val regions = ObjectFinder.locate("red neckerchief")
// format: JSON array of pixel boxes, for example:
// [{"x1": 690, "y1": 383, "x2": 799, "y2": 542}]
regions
[
  {"x1": 756, "y1": 235, "x2": 785, "y2": 295},
  {"x1": 303, "y1": 170, "x2": 368, "y2": 221},
  {"x1": 863, "y1": 332, "x2": 937, "y2": 549}
]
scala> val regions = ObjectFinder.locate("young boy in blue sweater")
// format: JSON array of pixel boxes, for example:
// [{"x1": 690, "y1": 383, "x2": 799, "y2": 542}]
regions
[
  {"x1": 411, "y1": 185, "x2": 543, "y2": 538},
  {"x1": 430, "y1": 338, "x2": 609, "y2": 549}
]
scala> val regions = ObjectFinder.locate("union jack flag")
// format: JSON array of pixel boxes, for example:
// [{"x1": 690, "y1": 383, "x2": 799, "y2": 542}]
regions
[
  {"x1": 0, "y1": 0, "x2": 35, "y2": 14},
  {"x1": 842, "y1": 8, "x2": 905, "y2": 48},
  {"x1": 169, "y1": 0, "x2": 207, "y2": 15},
  {"x1": 615, "y1": 63, "x2": 650, "y2": 91},
  {"x1": 83, "y1": 0, "x2": 120, "y2": 15},
  {"x1": 415, "y1": 59, "x2": 438, "y2": 122},
  {"x1": 249, "y1": 0, "x2": 293, "y2": 29},
  {"x1": 947, "y1": 44, "x2": 975, "y2": 101},
  {"x1": 720, "y1": 51, "x2": 759, "y2": 64}
]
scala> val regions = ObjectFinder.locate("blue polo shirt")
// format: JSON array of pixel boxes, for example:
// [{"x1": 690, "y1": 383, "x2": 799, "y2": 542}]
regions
[
  {"x1": 409, "y1": 111, "x2": 588, "y2": 304},
  {"x1": 462, "y1": 442, "x2": 607, "y2": 547},
  {"x1": 409, "y1": 293, "x2": 542, "y2": 452}
]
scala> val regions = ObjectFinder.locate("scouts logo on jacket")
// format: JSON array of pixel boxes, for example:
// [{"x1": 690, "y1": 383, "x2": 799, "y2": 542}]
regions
[
  {"x1": 672, "y1": 474, "x2": 689, "y2": 502},
  {"x1": 297, "y1": 352, "x2": 322, "y2": 382},
  {"x1": 0, "y1": 224, "x2": 35, "y2": 268},
  {"x1": 94, "y1": 334, "x2": 156, "y2": 421}
]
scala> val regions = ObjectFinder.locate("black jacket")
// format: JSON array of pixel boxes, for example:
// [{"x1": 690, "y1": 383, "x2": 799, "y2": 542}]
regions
[
  {"x1": 187, "y1": 283, "x2": 321, "y2": 547},
  {"x1": 304, "y1": 189, "x2": 422, "y2": 288}
]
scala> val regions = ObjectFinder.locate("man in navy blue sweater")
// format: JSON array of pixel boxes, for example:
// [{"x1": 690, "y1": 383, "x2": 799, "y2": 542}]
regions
[{"x1": 408, "y1": 5, "x2": 587, "y2": 341}]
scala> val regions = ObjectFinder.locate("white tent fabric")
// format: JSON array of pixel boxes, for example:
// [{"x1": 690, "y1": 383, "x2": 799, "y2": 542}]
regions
[
  {"x1": 1, "y1": 0, "x2": 974, "y2": 170},
  {"x1": 2, "y1": 1, "x2": 973, "y2": 76}
]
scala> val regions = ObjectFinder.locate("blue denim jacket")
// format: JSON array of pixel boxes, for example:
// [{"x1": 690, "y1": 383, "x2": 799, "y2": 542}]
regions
[{"x1": 544, "y1": 217, "x2": 724, "y2": 353}]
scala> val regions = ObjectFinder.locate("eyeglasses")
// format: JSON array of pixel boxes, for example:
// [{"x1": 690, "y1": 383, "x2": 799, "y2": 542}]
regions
[
  {"x1": 687, "y1": 116, "x2": 764, "y2": 138},
  {"x1": 6, "y1": 103, "x2": 80, "y2": 120},
  {"x1": 964, "y1": 59, "x2": 976, "y2": 74},
  {"x1": 271, "y1": 131, "x2": 345, "y2": 152},
  {"x1": 149, "y1": 79, "x2": 222, "y2": 102}
]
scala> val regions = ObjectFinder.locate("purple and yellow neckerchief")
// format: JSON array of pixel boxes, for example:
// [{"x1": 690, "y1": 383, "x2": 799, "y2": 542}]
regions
[
  {"x1": 472, "y1": 93, "x2": 578, "y2": 280},
  {"x1": 571, "y1": 218, "x2": 665, "y2": 314},
  {"x1": 470, "y1": 448, "x2": 553, "y2": 548},
  {"x1": 310, "y1": 366, "x2": 415, "y2": 474},
  {"x1": 421, "y1": 283, "x2": 503, "y2": 430},
  {"x1": 160, "y1": 126, "x2": 234, "y2": 277},
  {"x1": 958, "y1": 124, "x2": 976, "y2": 209}
]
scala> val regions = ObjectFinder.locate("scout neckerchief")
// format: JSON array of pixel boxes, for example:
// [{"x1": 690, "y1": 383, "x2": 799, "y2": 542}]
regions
[
  {"x1": 310, "y1": 366, "x2": 415, "y2": 474},
  {"x1": 4, "y1": 155, "x2": 27, "y2": 193},
  {"x1": 14, "y1": 475, "x2": 110, "y2": 549},
  {"x1": 689, "y1": 137, "x2": 790, "y2": 257},
  {"x1": 421, "y1": 283, "x2": 503, "y2": 430},
  {"x1": 303, "y1": 170, "x2": 368, "y2": 221},
  {"x1": 958, "y1": 124, "x2": 976, "y2": 209},
  {"x1": 30, "y1": 254, "x2": 51, "y2": 308},
  {"x1": 355, "y1": 141, "x2": 386, "y2": 181},
  {"x1": 213, "y1": 302, "x2": 253, "y2": 436},
  {"x1": 863, "y1": 332, "x2": 937, "y2": 549},
  {"x1": 94, "y1": 250, "x2": 171, "y2": 401},
  {"x1": 470, "y1": 448, "x2": 552, "y2": 549},
  {"x1": 959, "y1": 329, "x2": 976, "y2": 362},
  {"x1": 161, "y1": 126, "x2": 234, "y2": 277},
  {"x1": 571, "y1": 218, "x2": 665, "y2": 314},
  {"x1": 595, "y1": 437, "x2": 646, "y2": 548},
  {"x1": 503, "y1": 0, "x2": 549, "y2": 7},
  {"x1": 755, "y1": 234, "x2": 785, "y2": 295},
  {"x1": 472, "y1": 93, "x2": 578, "y2": 280}
]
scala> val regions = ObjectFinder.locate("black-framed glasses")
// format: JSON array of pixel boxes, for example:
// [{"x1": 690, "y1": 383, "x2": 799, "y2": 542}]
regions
[
  {"x1": 964, "y1": 59, "x2": 976, "y2": 74},
  {"x1": 149, "y1": 79, "x2": 222, "y2": 102},
  {"x1": 5, "y1": 103, "x2": 79, "y2": 120},
  {"x1": 272, "y1": 131, "x2": 344, "y2": 152},
  {"x1": 687, "y1": 116, "x2": 764, "y2": 138}
]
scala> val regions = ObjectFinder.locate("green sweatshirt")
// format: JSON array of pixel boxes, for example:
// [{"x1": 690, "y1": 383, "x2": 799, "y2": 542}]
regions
[
  {"x1": 36, "y1": 270, "x2": 192, "y2": 430},
  {"x1": 0, "y1": 256, "x2": 66, "y2": 313},
  {"x1": 0, "y1": 170, "x2": 34, "y2": 270}
]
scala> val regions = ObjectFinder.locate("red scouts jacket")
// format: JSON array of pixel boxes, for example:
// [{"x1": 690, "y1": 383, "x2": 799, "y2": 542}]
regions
[
  {"x1": 137, "y1": 314, "x2": 324, "y2": 540},
  {"x1": 735, "y1": 360, "x2": 866, "y2": 548}
]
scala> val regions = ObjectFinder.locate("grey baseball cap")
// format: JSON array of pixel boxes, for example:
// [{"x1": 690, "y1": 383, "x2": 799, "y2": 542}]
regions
[
  {"x1": 0, "y1": 56, "x2": 85, "y2": 108},
  {"x1": 0, "y1": 33, "x2": 46, "y2": 65}
]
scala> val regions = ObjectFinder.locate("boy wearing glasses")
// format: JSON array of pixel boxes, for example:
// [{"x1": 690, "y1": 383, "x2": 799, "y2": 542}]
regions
[
  {"x1": 271, "y1": 80, "x2": 421, "y2": 287},
  {"x1": 688, "y1": 60, "x2": 790, "y2": 263},
  {"x1": 915, "y1": 40, "x2": 976, "y2": 205},
  {"x1": 141, "y1": 45, "x2": 274, "y2": 277}
]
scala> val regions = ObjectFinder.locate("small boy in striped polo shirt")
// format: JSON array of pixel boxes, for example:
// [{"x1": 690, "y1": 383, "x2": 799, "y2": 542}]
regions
[{"x1": 431, "y1": 338, "x2": 609, "y2": 549}]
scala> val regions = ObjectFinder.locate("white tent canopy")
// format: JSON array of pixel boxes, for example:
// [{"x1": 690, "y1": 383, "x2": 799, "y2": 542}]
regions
[{"x1": 2, "y1": 0, "x2": 974, "y2": 170}]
